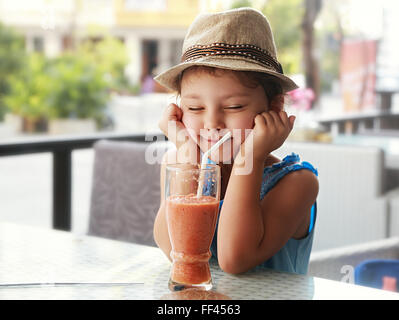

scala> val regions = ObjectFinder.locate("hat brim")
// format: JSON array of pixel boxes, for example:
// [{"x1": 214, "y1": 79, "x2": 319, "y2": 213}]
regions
[{"x1": 154, "y1": 56, "x2": 298, "y2": 93}]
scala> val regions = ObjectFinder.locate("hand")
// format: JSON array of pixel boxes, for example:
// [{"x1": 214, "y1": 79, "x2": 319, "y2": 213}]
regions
[
  {"x1": 239, "y1": 110, "x2": 295, "y2": 163},
  {"x1": 158, "y1": 103, "x2": 199, "y2": 163},
  {"x1": 158, "y1": 103, "x2": 185, "y2": 147}
]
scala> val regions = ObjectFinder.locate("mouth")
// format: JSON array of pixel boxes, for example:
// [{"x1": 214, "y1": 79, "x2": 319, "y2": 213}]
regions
[
  {"x1": 206, "y1": 138, "x2": 220, "y2": 143},
  {"x1": 200, "y1": 135, "x2": 232, "y2": 145}
]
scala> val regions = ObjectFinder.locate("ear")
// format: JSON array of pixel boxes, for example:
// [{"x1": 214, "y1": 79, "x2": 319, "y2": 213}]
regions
[{"x1": 269, "y1": 94, "x2": 284, "y2": 113}]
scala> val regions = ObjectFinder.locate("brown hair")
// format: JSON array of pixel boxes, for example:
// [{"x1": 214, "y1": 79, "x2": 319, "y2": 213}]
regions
[{"x1": 176, "y1": 66, "x2": 283, "y2": 103}]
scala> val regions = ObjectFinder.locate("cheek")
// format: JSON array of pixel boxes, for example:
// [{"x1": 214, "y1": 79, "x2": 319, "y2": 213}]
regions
[
  {"x1": 182, "y1": 114, "x2": 202, "y2": 133},
  {"x1": 228, "y1": 115, "x2": 255, "y2": 144},
  {"x1": 228, "y1": 114, "x2": 255, "y2": 130},
  {"x1": 216, "y1": 115, "x2": 254, "y2": 162},
  {"x1": 182, "y1": 114, "x2": 203, "y2": 145}
]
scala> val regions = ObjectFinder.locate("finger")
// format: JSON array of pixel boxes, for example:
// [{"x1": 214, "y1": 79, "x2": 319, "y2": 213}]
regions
[
  {"x1": 163, "y1": 104, "x2": 186, "y2": 136},
  {"x1": 279, "y1": 110, "x2": 289, "y2": 125},
  {"x1": 167, "y1": 103, "x2": 182, "y2": 121},
  {"x1": 176, "y1": 104, "x2": 183, "y2": 121},
  {"x1": 289, "y1": 115, "x2": 296, "y2": 130},
  {"x1": 254, "y1": 114, "x2": 266, "y2": 128},
  {"x1": 166, "y1": 103, "x2": 178, "y2": 112},
  {"x1": 269, "y1": 110, "x2": 284, "y2": 127},
  {"x1": 262, "y1": 111, "x2": 276, "y2": 129},
  {"x1": 280, "y1": 111, "x2": 292, "y2": 133}
]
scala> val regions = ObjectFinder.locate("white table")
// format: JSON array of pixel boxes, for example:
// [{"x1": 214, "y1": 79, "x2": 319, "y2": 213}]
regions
[{"x1": 0, "y1": 222, "x2": 398, "y2": 300}]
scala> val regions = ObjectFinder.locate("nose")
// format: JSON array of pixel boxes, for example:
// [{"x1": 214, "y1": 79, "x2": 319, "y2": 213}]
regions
[{"x1": 203, "y1": 109, "x2": 225, "y2": 131}]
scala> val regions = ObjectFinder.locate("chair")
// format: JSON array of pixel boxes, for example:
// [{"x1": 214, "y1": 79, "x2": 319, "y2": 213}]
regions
[
  {"x1": 88, "y1": 139, "x2": 172, "y2": 246},
  {"x1": 355, "y1": 259, "x2": 399, "y2": 291}
]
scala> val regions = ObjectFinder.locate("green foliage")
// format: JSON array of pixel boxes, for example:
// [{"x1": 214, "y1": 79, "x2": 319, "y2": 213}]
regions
[
  {"x1": 47, "y1": 53, "x2": 109, "y2": 121},
  {"x1": 5, "y1": 51, "x2": 109, "y2": 123},
  {"x1": 4, "y1": 36, "x2": 134, "y2": 125},
  {"x1": 5, "y1": 54, "x2": 52, "y2": 120},
  {"x1": 230, "y1": 0, "x2": 253, "y2": 9},
  {"x1": 78, "y1": 37, "x2": 131, "y2": 93},
  {"x1": 262, "y1": 0, "x2": 304, "y2": 75},
  {"x1": 0, "y1": 23, "x2": 26, "y2": 120}
]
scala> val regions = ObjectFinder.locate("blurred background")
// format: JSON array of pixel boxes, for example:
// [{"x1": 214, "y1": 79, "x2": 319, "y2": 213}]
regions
[{"x1": 1, "y1": 0, "x2": 399, "y2": 253}]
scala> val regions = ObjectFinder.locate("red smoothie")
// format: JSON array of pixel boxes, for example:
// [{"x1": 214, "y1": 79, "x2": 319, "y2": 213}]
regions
[{"x1": 166, "y1": 194, "x2": 219, "y2": 287}]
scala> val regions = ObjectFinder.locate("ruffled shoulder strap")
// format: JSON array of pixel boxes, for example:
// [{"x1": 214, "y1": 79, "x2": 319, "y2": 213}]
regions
[{"x1": 260, "y1": 153, "x2": 318, "y2": 200}]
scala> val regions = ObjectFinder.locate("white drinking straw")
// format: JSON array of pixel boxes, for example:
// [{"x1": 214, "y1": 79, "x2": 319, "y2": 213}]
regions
[{"x1": 196, "y1": 131, "x2": 232, "y2": 198}]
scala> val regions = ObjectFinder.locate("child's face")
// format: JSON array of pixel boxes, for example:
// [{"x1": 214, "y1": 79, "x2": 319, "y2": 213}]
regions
[{"x1": 180, "y1": 68, "x2": 269, "y2": 163}]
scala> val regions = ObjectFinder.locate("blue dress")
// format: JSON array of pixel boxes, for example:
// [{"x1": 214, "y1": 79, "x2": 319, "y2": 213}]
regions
[{"x1": 206, "y1": 153, "x2": 318, "y2": 275}]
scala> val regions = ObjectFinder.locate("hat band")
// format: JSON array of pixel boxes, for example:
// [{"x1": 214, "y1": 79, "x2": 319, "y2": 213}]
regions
[{"x1": 181, "y1": 43, "x2": 283, "y2": 74}]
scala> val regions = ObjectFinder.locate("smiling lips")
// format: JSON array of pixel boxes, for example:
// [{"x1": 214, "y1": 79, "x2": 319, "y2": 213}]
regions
[
  {"x1": 206, "y1": 138, "x2": 220, "y2": 143},
  {"x1": 201, "y1": 135, "x2": 232, "y2": 144}
]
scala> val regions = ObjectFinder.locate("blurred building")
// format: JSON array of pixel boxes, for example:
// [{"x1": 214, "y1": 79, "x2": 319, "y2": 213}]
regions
[{"x1": 0, "y1": 0, "x2": 226, "y2": 91}]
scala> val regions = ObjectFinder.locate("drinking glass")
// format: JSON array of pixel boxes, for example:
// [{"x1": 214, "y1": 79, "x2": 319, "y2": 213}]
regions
[{"x1": 165, "y1": 163, "x2": 220, "y2": 291}]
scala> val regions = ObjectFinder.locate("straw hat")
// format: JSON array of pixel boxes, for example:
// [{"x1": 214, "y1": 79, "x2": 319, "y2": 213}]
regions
[{"x1": 154, "y1": 7, "x2": 298, "y2": 93}]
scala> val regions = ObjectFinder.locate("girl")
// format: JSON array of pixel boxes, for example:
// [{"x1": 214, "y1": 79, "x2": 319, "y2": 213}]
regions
[{"x1": 153, "y1": 7, "x2": 319, "y2": 275}]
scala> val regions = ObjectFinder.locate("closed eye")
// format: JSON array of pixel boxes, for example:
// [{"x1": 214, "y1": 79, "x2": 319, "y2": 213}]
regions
[
  {"x1": 225, "y1": 105, "x2": 243, "y2": 110},
  {"x1": 188, "y1": 107, "x2": 204, "y2": 111}
]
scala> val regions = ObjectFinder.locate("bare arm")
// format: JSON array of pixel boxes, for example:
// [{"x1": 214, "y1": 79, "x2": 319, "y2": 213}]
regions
[
  {"x1": 218, "y1": 159, "x2": 318, "y2": 274},
  {"x1": 217, "y1": 110, "x2": 318, "y2": 274}
]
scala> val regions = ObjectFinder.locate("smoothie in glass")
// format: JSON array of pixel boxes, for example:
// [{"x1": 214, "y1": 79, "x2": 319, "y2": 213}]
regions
[{"x1": 166, "y1": 194, "x2": 219, "y2": 290}]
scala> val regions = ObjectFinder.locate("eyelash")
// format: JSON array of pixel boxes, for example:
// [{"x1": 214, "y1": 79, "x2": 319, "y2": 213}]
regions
[
  {"x1": 187, "y1": 105, "x2": 243, "y2": 111},
  {"x1": 226, "y1": 105, "x2": 243, "y2": 109}
]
